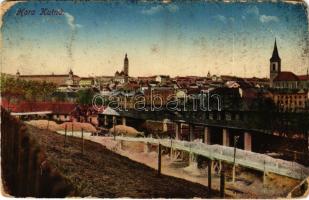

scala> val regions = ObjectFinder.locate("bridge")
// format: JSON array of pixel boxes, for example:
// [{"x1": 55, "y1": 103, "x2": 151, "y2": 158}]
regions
[{"x1": 98, "y1": 108, "x2": 309, "y2": 165}]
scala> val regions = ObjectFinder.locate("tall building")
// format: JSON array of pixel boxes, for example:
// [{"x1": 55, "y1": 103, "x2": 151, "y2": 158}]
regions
[
  {"x1": 269, "y1": 39, "x2": 281, "y2": 87},
  {"x1": 114, "y1": 54, "x2": 129, "y2": 83},
  {"x1": 124, "y1": 53, "x2": 129, "y2": 76}
]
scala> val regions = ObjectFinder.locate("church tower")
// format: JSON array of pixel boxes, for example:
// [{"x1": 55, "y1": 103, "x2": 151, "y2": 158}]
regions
[
  {"x1": 16, "y1": 70, "x2": 20, "y2": 79},
  {"x1": 270, "y1": 39, "x2": 281, "y2": 87},
  {"x1": 123, "y1": 53, "x2": 129, "y2": 76},
  {"x1": 69, "y1": 69, "x2": 74, "y2": 79},
  {"x1": 66, "y1": 69, "x2": 74, "y2": 85}
]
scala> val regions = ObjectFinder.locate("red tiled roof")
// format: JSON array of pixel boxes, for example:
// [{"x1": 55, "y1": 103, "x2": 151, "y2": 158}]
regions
[
  {"x1": 20, "y1": 74, "x2": 79, "y2": 78},
  {"x1": 245, "y1": 77, "x2": 269, "y2": 82},
  {"x1": 137, "y1": 76, "x2": 156, "y2": 79},
  {"x1": 241, "y1": 88, "x2": 258, "y2": 99},
  {"x1": 1, "y1": 100, "x2": 76, "y2": 114},
  {"x1": 298, "y1": 75, "x2": 309, "y2": 81},
  {"x1": 273, "y1": 71, "x2": 299, "y2": 81},
  {"x1": 122, "y1": 82, "x2": 139, "y2": 90},
  {"x1": 221, "y1": 75, "x2": 238, "y2": 81}
]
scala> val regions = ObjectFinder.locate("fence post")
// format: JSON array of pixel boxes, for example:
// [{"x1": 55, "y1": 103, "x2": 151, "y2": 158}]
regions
[
  {"x1": 46, "y1": 120, "x2": 49, "y2": 130},
  {"x1": 220, "y1": 169, "x2": 225, "y2": 198},
  {"x1": 263, "y1": 159, "x2": 266, "y2": 185},
  {"x1": 113, "y1": 116, "x2": 116, "y2": 140},
  {"x1": 81, "y1": 128, "x2": 84, "y2": 154},
  {"x1": 170, "y1": 139, "x2": 173, "y2": 160},
  {"x1": 64, "y1": 124, "x2": 67, "y2": 147},
  {"x1": 158, "y1": 143, "x2": 162, "y2": 176},
  {"x1": 232, "y1": 165, "x2": 236, "y2": 183},
  {"x1": 208, "y1": 159, "x2": 212, "y2": 198}
]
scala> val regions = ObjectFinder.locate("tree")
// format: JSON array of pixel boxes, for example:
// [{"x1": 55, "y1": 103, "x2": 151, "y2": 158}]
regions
[
  {"x1": 41, "y1": 81, "x2": 57, "y2": 101},
  {"x1": 0, "y1": 75, "x2": 57, "y2": 104},
  {"x1": 52, "y1": 92, "x2": 66, "y2": 102},
  {"x1": 1, "y1": 76, "x2": 24, "y2": 110},
  {"x1": 77, "y1": 88, "x2": 96, "y2": 106}
]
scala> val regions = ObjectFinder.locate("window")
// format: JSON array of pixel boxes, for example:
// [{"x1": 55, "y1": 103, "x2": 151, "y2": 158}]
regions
[{"x1": 272, "y1": 63, "x2": 276, "y2": 71}]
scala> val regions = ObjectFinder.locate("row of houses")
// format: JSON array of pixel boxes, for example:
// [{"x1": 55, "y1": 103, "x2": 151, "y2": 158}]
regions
[
  {"x1": 13, "y1": 67, "x2": 308, "y2": 112},
  {"x1": 98, "y1": 77, "x2": 308, "y2": 112}
]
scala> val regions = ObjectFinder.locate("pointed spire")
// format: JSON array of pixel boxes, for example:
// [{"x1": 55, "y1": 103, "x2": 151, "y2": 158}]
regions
[
  {"x1": 69, "y1": 68, "x2": 73, "y2": 78},
  {"x1": 270, "y1": 38, "x2": 281, "y2": 62}
]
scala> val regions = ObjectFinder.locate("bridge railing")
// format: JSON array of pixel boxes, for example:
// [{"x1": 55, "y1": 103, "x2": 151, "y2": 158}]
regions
[{"x1": 115, "y1": 136, "x2": 309, "y2": 180}]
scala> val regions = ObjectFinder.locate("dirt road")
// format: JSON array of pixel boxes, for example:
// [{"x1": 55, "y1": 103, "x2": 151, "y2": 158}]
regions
[{"x1": 27, "y1": 125, "x2": 220, "y2": 198}]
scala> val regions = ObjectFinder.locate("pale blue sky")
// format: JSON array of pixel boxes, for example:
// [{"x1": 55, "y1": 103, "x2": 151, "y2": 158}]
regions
[{"x1": 1, "y1": 1, "x2": 309, "y2": 77}]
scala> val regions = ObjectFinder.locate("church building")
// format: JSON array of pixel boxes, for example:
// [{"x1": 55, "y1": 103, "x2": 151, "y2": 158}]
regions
[
  {"x1": 114, "y1": 54, "x2": 129, "y2": 84},
  {"x1": 269, "y1": 39, "x2": 309, "y2": 89}
]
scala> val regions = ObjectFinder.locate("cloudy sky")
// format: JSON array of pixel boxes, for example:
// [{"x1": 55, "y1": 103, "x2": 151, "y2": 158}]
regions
[{"x1": 1, "y1": 1, "x2": 309, "y2": 77}]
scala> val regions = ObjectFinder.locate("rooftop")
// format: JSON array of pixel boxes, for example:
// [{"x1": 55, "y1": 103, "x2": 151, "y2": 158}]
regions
[{"x1": 273, "y1": 71, "x2": 299, "y2": 82}]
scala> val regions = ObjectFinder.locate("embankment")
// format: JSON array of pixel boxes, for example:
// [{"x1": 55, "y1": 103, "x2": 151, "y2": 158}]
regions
[{"x1": 1, "y1": 108, "x2": 75, "y2": 197}]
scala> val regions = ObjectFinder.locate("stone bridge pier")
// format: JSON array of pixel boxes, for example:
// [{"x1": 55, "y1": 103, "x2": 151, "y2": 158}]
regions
[
  {"x1": 220, "y1": 128, "x2": 252, "y2": 151},
  {"x1": 121, "y1": 117, "x2": 126, "y2": 126},
  {"x1": 244, "y1": 132, "x2": 252, "y2": 151},
  {"x1": 203, "y1": 126, "x2": 211, "y2": 145},
  {"x1": 173, "y1": 122, "x2": 253, "y2": 152}
]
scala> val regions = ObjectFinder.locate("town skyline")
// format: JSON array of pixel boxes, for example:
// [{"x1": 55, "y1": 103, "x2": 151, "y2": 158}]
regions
[
  {"x1": 9, "y1": 43, "x2": 309, "y2": 79},
  {"x1": 1, "y1": 1, "x2": 309, "y2": 77}
]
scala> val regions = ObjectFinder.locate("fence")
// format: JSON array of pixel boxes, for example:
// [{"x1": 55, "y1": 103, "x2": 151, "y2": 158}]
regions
[{"x1": 115, "y1": 136, "x2": 309, "y2": 180}]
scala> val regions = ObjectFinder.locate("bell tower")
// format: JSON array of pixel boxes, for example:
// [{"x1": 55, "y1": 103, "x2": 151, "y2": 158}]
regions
[
  {"x1": 16, "y1": 70, "x2": 20, "y2": 79},
  {"x1": 270, "y1": 39, "x2": 281, "y2": 87},
  {"x1": 69, "y1": 69, "x2": 74, "y2": 79},
  {"x1": 123, "y1": 53, "x2": 129, "y2": 76}
]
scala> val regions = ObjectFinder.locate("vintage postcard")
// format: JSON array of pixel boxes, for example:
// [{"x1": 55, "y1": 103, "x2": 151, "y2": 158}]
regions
[{"x1": 1, "y1": 0, "x2": 309, "y2": 198}]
